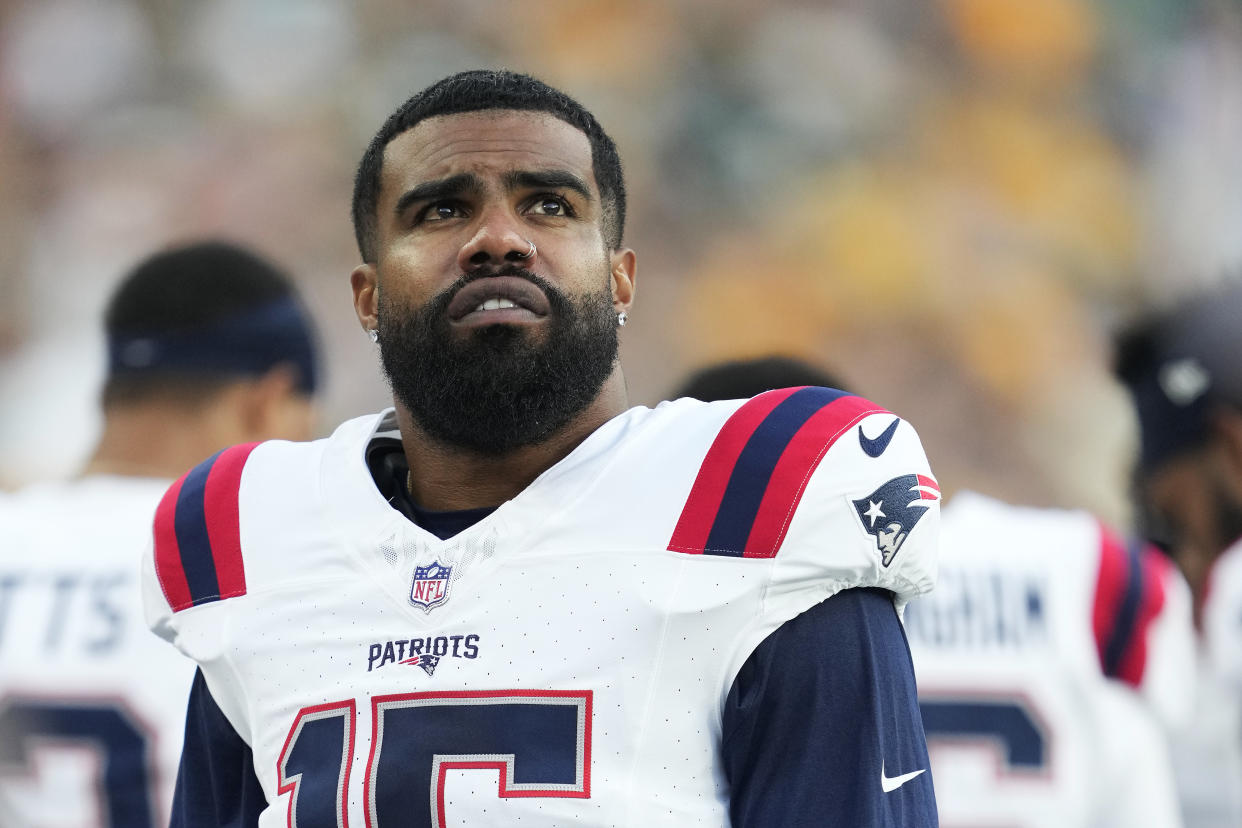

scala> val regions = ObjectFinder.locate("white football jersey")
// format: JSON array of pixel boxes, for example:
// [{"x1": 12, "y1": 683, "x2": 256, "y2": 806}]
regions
[
  {"x1": 0, "y1": 476, "x2": 197, "y2": 828},
  {"x1": 905, "y1": 492, "x2": 1187, "y2": 828},
  {"x1": 143, "y1": 392, "x2": 940, "y2": 826},
  {"x1": 1182, "y1": 535, "x2": 1242, "y2": 826},
  {"x1": 1204, "y1": 536, "x2": 1242, "y2": 697}
]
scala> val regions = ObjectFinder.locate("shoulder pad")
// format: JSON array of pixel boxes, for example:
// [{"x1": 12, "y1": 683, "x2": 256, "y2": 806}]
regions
[
  {"x1": 667, "y1": 386, "x2": 892, "y2": 558},
  {"x1": 152, "y1": 443, "x2": 260, "y2": 613}
]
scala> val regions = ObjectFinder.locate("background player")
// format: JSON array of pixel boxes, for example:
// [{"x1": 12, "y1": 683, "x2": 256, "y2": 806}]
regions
[
  {"x1": 905, "y1": 494, "x2": 1186, "y2": 828},
  {"x1": 0, "y1": 241, "x2": 320, "y2": 827},
  {"x1": 144, "y1": 70, "x2": 940, "y2": 827},
  {"x1": 1116, "y1": 278, "x2": 1242, "y2": 825},
  {"x1": 674, "y1": 354, "x2": 1190, "y2": 828}
]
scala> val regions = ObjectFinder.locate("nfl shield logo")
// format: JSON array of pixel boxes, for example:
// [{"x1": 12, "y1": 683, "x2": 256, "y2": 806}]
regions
[{"x1": 409, "y1": 561, "x2": 452, "y2": 612}]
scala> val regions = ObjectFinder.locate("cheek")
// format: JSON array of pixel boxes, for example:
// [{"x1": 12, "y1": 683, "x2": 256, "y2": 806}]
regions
[{"x1": 377, "y1": 268, "x2": 434, "y2": 318}]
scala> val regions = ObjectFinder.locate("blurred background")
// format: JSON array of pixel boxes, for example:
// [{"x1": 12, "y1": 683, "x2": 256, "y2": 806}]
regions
[{"x1": 3, "y1": 0, "x2": 1242, "y2": 526}]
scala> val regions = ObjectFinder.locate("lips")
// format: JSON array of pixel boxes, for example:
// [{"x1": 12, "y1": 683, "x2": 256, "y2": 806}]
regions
[{"x1": 447, "y1": 276, "x2": 551, "y2": 323}]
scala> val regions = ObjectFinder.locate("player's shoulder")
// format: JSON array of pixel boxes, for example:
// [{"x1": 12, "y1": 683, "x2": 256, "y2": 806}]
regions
[
  {"x1": 939, "y1": 492, "x2": 1179, "y2": 620},
  {"x1": 145, "y1": 414, "x2": 379, "y2": 616},
  {"x1": 651, "y1": 387, "x2": 931, "y2": 479},
  {"x1": 645, "y1": 388, "x2": 939, "y2": 598},
  {"x1": 0, "y1": 476, "x2": 170, "y2": 563},
  {"x1": 940, "y1": 492, "x2": 1102, "y2": 567},
  {"x1": 654, "y1": 386, "x2": 899, "y2": 444}
]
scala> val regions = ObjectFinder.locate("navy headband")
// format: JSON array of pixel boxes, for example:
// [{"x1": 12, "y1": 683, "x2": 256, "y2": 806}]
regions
[{"x1": 107, "y1": 296, "x2": 319, "y2": 394}]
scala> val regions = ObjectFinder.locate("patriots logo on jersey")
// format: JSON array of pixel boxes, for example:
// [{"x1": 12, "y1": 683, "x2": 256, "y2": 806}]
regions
[
  {"x1": 399, "y1": 653, "x2": 442, "y2": 676},
  {"x1": 852, "y1": 474, "x2": 940, "y2": 567},
  {"x1": 409, "y1": 561, "x2": 452, "y2": 612}
]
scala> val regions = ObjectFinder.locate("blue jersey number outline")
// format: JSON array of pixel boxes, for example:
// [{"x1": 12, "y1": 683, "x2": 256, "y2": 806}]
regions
[
  {"x1": 0, "y1": 696, "x2": 157, "y2": 827},
  {"x1": 277, "y1": 700, "x2": 356, "y2": 828},
  {"x1": 278, "y1": 690, "x2": 591, "y2": 828},
  {"x1": 919, "y1": 694, "x2": 1049, "y2": 777}
]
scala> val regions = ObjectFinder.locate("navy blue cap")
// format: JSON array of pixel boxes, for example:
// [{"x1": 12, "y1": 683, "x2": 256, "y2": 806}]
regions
[
  {"x1": 1127, "y1": 356, "x2": 1214, "y2": 471},
  {"x1": 1117, "y1": 279, "x2": 1242, "y2": 472}
]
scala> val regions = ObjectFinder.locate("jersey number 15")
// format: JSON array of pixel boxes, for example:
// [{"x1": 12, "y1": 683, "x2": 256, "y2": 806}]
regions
[{"x1": 278, "y1": 689, "x2": 592, "y2": 828}]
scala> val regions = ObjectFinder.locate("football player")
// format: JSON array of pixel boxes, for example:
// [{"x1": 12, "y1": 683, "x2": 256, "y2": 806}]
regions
[
  {"x1": 0, "y1": 241, "x2": 320, "y2": 827},
  {"x1": 144, "y1": 71, "x2": 941, "y2": 826},
  {"x1": 904, "y1": 494, "x2": 1187, "y2": 827},
  {"x1": 677, "y1": 356, "x2": 1192, "y2": 827},
  {"x1": 1116, "y1": 279, "x2": 1242, "y2": 826}
]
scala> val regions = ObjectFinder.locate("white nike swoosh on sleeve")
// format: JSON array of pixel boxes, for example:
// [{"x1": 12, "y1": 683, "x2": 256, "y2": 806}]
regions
[{"x1": 880, "y1": 762, "x2": 927, "y2": 793}]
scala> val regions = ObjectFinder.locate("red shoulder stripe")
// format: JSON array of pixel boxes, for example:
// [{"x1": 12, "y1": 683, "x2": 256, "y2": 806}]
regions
[
  {"x1": 1115, "y1": 548, "x2": 1170, "y2": 686},
  {"x1": 668, "y1": 387, "x2": 802, "y2": 555},
  {"x1": 744, "y1": 396, "x2": 884, "y2": 557},
  {"x1": 1093, "y1": 523, "x2": 1169, "y2": 686},
  {"x1": 153, "y1": 474, "x2": 193, "y2": 612},
  {"x1": 202, "y1": 443, "x2": 258, "y2": 602}
]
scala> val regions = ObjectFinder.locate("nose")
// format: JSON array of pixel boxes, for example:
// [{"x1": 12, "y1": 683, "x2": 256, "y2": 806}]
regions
[{"x1": 457, "y1": 209, "x2": 536, "y2": 272}]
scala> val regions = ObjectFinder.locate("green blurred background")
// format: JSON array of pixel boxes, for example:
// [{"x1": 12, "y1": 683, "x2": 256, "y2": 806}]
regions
[{"x1": 3, "y1": 0, "x2": 1241, "y2": 527}]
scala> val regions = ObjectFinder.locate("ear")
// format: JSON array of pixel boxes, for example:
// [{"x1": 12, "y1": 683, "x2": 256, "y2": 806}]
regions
[
  {"x1": 609, "y1": 247, "x2": 636, "y2": 313},
  {"x1": 351, "y1": 262, "x2": 379, "y2": 332}
]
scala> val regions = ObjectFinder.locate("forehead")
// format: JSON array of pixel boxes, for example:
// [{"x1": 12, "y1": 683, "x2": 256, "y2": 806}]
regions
[{"x1": 380, "y1": 110, "x2": 597, "y2": 197}]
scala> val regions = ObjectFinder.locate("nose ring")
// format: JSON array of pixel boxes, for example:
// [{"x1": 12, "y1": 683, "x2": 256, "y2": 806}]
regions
[{"x1": 517, "y1": 238, "x2": 536, "y2": 259}]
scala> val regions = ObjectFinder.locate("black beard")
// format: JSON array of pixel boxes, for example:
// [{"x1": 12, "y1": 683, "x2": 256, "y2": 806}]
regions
[{"x1": 377, "y1": 265, "x2": 619, "y2": 455}]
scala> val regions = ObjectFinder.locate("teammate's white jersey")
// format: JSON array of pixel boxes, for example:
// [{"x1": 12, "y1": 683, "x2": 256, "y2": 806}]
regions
[
  {"x1": 143, "y1": 391, "x2": 940, "y2": 827},
  {"x1": 905, "y1": 492, "x2": 1187, "y2": 828},
  {"x1": 0, "y1": 476, "x2": 197, "y2": 828},
  {"x1": 1204, "y1": 536, "x2": 1242, "y2": 697},
  {"x1": 1183, "y1": 535, "x2": 1242, "y2": 826}
]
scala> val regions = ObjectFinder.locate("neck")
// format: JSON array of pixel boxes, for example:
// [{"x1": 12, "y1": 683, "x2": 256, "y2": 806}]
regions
[
  {"x1": 400, "y1": 367, "x2": 629, "y2": 511},
  {"x1": 83, "y1": 400, "x2": 240, "y2": 480}
]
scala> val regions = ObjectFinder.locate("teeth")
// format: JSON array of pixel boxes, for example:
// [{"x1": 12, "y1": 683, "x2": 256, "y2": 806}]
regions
[{"x1": 476, "y1": 298, "x2": 519, "y2": 312}]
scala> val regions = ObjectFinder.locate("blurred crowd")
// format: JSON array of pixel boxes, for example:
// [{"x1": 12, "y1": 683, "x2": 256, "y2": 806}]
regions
[{"x1": 4, "y1": 0, "x2": 1242, "y2": 528}]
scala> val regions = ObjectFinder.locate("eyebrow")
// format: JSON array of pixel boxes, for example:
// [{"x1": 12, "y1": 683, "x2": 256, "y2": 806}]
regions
[
  {"x1": 504, "y1": 170, "x2": 594, "y2": 204},
  {"x1": 393, "y1": 168, "x2": 595, "y2": 220},
  {"x1": 393, "y1": 173, "x2": 483, "y2": 218}
]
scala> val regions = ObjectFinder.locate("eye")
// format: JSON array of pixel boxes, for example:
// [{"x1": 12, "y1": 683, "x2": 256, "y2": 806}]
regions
[
  {"x1": 419, "y1": 202, "x2": 465, "y2": 223},
  {"x1": 528, "y1": 195, "x2": 572, "y2": 217}
]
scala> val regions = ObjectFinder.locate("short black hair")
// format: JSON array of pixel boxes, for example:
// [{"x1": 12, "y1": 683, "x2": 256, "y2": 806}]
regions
[
  {"x1": 102, "y1": 241, "x2": 304, "y2": 406},
  {"x1": 672, "y1": 356, "x2": 849, "y2": 402},
  {"x1": 351, "y1": 69, "x2": 626, "y2": 262}
]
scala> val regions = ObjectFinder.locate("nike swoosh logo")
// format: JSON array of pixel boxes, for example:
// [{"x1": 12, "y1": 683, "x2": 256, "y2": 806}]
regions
[
  {"x1": 858, "y1": 418, "x2": 900, "y2": 458},
  {"x1": 880, "y1": 762, "x2": 926, "y2": 793}
]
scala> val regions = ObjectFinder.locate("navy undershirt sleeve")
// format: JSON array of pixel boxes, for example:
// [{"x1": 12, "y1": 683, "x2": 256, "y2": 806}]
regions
[
  {"x1": 722, "y1": 587, "x2": 937, "y2": 827},
  {"x1": 170, "y1": 668, "x2": 266, "y2": 828}
]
